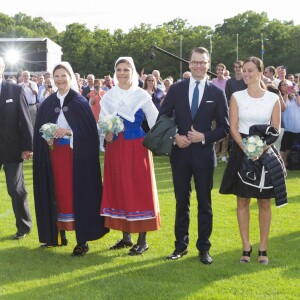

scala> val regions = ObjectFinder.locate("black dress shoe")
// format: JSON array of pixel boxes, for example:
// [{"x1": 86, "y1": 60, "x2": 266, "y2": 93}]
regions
[
  {"x1": 109, "y1": 239, "x2": 133, "y2": 250},
  {"x1": 128, "y1": 244, "x2": 139, "y2": 253},
  {"x1": 72, "y1": 243, "x2": 89, "y2": 256},
  {"x1": 167, "y1": 249, "x2": 188, "y2": 260},
  {"x1": 129, "y1": 244, "x2": 149, "y2": 256},
  {"x1": 12, "y1": 231, "x2": 29, "y2": 240},
  {"x1": 199, "y1": 250, "x2": 213, "y2": 264}
]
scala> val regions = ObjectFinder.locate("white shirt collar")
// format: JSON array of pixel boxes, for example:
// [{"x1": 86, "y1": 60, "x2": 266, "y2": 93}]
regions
[{"x1": 190, "y1": 77, "x2": 206, "y2": 87}]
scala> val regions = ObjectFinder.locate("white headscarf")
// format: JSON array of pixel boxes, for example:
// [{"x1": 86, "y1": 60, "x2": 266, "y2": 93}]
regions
[
  {"x1": 100, "y1": 57, "x2": 158, "y2": 124},
  {"x1": 53, "y1": 61, "x2": 79, "y2": 93},
  {"x1": 113, "y1": 56, "x2": 139, "y2": 87}
]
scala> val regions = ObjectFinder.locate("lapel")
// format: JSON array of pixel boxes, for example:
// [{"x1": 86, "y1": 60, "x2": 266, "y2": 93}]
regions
[
  {"x1": 0, "y1": 80, "x2": 10, "y2": 109},
  {"x1": 182, "y1": 79, "x2": 192, "y2": 119}
]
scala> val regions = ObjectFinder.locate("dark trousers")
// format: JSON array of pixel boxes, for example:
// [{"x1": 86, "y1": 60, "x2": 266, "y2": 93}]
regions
[
  {"x1": 171, "y1": 162, "x2": 213, "y2": 252},
  {"x1": 1, "y1": 162, "x2": 32, "y2": 233}
]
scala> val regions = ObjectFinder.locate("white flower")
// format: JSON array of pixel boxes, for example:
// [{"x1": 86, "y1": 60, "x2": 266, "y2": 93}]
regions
[
  {"x1": 247, "y1": 136, "x2": 256, "y2": 144},
  {"x1": 107, "y1": 121, "x2": 113, "y2": 130},
  {"x1": 256, "y1": 140, "x2": 264, "y2": 147},
  {"x1": 247, "y1": 144, "x2": 256, "y2": 152}
]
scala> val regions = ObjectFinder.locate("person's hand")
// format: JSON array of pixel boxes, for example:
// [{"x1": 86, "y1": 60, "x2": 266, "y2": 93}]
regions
[
  {"x1": 187, "y1": 126, "x2": 205, "y2": 143},
  {"x1": 47, "y1": 138, "x2": 54, "y2": 146},
  {"x1": 105, "y1": 132, "x2": 113, "y2": 142},
  {"x1": 53, "y1": 128, "x2": 71, "y2": 139},
  {"x1": 22, "y1": 151, "x2": 33, "y2": 160},
  {"x1": 174, "y1": 135, "x2": 191, "y2": 148}
]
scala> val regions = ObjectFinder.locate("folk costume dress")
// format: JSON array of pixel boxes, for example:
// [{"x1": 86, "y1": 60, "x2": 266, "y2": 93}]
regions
[
  {"x1": 100, "y1": 84, "x2": 161, "y2": 233},
  {"x1": 33, "y1": 89, "x2": 108, "y2": 246}
]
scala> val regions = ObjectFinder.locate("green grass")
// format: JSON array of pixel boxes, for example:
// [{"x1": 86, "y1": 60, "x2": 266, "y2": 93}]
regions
[{"x1": 0, "y1": 156, "x2": 299, "y2": 299}]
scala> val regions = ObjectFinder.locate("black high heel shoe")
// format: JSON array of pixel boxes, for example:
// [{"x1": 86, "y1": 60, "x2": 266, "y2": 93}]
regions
[
  {"x1": 240, "y1": 245, "x2": 252, "y2": 263},
  {"x1": 258, "y1": 250, "x2": 269, "y2": 265}
]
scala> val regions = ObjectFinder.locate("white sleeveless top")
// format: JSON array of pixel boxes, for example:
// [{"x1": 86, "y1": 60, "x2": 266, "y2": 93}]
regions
[{"x1": 234, "y1": 89, "x2": 278, "y2": 134}]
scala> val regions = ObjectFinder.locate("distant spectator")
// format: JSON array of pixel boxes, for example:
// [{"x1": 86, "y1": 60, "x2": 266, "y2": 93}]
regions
[
  {"x1": 102, "y1": 75, "x2": 114, "y2": 91},
  {"x1": 82, "y1": 74, "x2": 95, "y2": 100},
  {"x1": 264, "y1": 66, "x2": 280, "y2": 86},
  {"x1": 224, "y1": 70, "x2": 230, "y2": 79},
  {"x1": 19, "y1": 70, "x2": 38, "y2": 127},
  {"x1": 182, "y1": 71, "x2": 192, "y2": 80}
]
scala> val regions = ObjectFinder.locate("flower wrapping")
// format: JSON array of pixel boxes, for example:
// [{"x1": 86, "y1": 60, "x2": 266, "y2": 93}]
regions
[
  {"x1": 242, "y1": 135, "x2": 266, "y2": 159},
  {"x1": 98, "y1": 115, "x2": 124, "y2": 135}
]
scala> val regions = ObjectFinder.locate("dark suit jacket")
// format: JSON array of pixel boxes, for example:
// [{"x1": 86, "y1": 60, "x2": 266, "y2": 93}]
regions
[
  {"x1": 158, "y1": 78, "x2": 229, "y2": 168},
  {"x1": 0, "y1": 80, "x2": 33, "y2": 163},
  {"x1": 82, "y1": 85, "x2": 92, "y2": 100}
]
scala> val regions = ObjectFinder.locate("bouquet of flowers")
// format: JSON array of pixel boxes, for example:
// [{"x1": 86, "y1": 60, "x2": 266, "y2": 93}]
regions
[
  {"x1": 98, "y1": 115, "x2": 124, "y2": 136},
  {"x1": 242, "y1": 135, "x2": 266, "y2": 159},
  {"x1": 39, "y1": 123, "x2": 59, "y2": 149}
]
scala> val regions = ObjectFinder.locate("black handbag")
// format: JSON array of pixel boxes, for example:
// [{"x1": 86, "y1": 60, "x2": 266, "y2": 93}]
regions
[{"x1": 142, "y1": 115, "x2": 176, "y2": 156}]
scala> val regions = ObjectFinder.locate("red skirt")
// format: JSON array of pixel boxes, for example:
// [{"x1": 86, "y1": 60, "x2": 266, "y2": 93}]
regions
[
  {"x1": 100, "y1": 133, "x2": 160, "y2": 233},
  {"x1": 50, "y1": 139, "x2": 75, "y2": 231}
]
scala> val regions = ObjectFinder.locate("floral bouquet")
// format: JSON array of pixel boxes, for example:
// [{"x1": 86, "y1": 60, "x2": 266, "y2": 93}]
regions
[
  {"x1": 242, "y1": 135, "x2": 266, "y2": 159},
  {"x1": 39, "y1": 123, "x2": 59, "y2": 149},
  {"x1": 98, "y1": 115, "x2": 124, "y2": 136}
]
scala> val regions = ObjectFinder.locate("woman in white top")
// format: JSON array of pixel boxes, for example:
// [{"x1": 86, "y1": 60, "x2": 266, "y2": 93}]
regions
[{"x1": 220, "y1": 57, "x2": 283, "y2": 265}]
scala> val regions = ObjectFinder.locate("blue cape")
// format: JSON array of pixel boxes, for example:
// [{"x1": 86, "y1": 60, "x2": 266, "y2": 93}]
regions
[{"x1": 33, "y1": 89, "x2": 109, "y2": 245}]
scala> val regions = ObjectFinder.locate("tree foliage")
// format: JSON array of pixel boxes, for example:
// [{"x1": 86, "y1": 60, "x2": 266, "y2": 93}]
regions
[{"x1": 0, "y1": 11, "x2": 299, "y2": 79}]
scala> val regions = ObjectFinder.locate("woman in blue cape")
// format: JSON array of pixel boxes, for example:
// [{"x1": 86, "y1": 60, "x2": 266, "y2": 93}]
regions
[{"x1": 33, "y1": 62, "x2": 108, "y2": 256}]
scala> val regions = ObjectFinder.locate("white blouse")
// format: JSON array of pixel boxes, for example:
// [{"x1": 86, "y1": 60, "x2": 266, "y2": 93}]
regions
[
  {"x1": 234, "y1": 89, "x2": 278, "y2": 135},
  {"x1": 56, "y1": 92, "x2": 73, "y2": 148}
]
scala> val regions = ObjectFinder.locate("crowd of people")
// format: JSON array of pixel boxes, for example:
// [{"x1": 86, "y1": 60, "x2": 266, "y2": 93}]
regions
[{"x1": 1, "y1": 48, "x2": 299, "y2": 264}]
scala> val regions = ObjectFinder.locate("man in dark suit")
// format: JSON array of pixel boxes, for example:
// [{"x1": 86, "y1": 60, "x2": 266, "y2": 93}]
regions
[
  {"x1": 0, "y1": 57, "x2": 33, "y2": 239},
  {"x1": 81, "y1": 74, "x2": 95, "y2": 100},
  {"x1": 158, "y1": 47, "x2": 229, "y2": 264}
]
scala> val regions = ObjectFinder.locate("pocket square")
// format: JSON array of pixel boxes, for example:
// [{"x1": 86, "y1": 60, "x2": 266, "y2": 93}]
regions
[
  {"x1": 206, "y1": 101, "x2": 214, "y2": 103},
  {"x1": 6, "y1": 99, "x2": 13, "y2": 103}
]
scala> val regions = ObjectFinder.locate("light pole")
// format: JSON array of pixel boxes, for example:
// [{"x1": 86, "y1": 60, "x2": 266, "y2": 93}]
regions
[
  {"x1": 236, "y1": 34, "x2": 239, "y2": 61},
  {"x1": 261, "y1": 33, "x2": 264, "y2": 62},
  {"x1": 209, "y1": 35, "x2": 212, "y2": 72},
  {"x1": 179, "y1": 35, "x2": 182, "y2": 80}
]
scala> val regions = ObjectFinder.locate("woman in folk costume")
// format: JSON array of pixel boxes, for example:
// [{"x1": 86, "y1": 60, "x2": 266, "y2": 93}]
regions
[
  {"x1": 33, "y1": 62, "x2": 108, "y2": 256},
  {"x1": 100, "y1": 57, "x2": 160, "y2": 255}
]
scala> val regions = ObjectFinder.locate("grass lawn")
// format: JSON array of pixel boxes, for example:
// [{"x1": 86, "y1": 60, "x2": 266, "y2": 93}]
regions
[{"x1": 0, "y1": 155, "x2": 299, "y2": 299}]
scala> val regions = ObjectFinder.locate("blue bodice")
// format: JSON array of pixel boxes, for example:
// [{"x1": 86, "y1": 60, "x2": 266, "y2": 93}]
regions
[{"x1": 114, "y1": 109, "x2": 145, "y2": 140}]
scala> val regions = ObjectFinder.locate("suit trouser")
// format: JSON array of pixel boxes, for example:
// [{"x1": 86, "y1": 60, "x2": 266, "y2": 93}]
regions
[
  {"x1": 28, "y1": 104, "x2": 37, "y2": 128},
  {"x1": 171, "y1": 162, "x2": 213, "y2": 252},
  {"x1": 2, "y1": 162, "x2": 32, "y2": 233}
]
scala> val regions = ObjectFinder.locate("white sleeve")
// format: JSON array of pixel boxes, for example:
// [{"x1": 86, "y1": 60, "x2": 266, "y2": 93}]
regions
[{"x1": 141, "y1": 99, "x2": 158, "y2": 129}]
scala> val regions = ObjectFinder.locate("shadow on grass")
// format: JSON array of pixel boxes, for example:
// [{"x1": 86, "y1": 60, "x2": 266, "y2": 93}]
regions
[{"x1": 1, "y1": 231, "x2": 299, "y2": 299}]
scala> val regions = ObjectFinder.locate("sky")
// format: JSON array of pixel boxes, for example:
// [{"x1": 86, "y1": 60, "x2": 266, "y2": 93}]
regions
[{"x1": 1, "y1": 0, "x2": 299, "y2": 33}]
